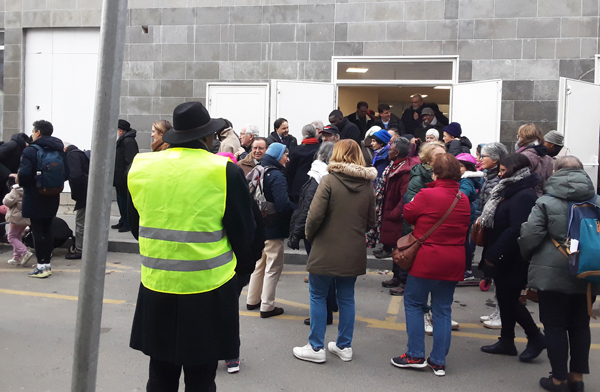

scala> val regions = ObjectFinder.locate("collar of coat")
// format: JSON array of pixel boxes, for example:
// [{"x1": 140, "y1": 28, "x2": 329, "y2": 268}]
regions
[{"x1": 327, "y1": 162, "x2": 377, "y2": 181}]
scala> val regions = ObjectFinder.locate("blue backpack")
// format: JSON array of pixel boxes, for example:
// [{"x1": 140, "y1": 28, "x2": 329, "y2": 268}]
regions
[{"x1": 32, "y1": 144, "x2": 65, "y2": 195}]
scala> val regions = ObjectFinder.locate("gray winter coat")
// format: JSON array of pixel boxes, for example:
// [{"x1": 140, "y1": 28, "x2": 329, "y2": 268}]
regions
[{"x1": 519, "y1": 168, "x2": 600, "y2": 294}]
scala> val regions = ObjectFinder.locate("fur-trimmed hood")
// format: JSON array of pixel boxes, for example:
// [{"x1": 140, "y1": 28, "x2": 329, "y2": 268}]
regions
[
  {"x1": 327, "y1": 162, "x2": 378, "y2": 193},
  {"x1": 461, "y1": 171, "x2": 484, "y2": 179}
]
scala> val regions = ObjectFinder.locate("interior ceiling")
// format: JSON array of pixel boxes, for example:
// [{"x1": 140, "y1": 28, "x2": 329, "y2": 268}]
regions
[{"x1": 340, "y1": 86, "x2": 451, "y2": 104}]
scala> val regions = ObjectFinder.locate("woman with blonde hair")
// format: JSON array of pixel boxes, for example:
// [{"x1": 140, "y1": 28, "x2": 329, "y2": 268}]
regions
[
  {"x1": 293, "y1": 139, "x2": 376, "y2": 364},
  {"x1": 516, "y1": 124, "x2": 553, "y2": 196},
  {"x1": 151, "y1": 120, "x2": 172, "y2": 152}
]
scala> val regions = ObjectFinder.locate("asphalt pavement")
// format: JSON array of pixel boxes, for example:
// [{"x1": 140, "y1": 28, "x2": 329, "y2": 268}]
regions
[{"x1": 1, "y1": 244, "x2": 599, "y2": 392}]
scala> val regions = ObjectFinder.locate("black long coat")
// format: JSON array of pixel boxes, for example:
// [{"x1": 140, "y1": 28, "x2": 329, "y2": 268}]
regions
[
  {"x1": 286, "y1": 142, "x2": 320, "y2": 198},
  {"x1": 114, "y1": 130, "x2": 138, "y2": 187},
  {"x1": 65, "y1": 145, "x2": 90, "y2": 211}
]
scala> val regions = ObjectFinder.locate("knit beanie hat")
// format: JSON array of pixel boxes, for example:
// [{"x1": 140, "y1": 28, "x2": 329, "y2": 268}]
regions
[
  {"x1": 544, "y1": 130, "x2": 564, "y2": 146},
  {"x1": 265, "y1": 142, "x2": 287, "y2": 160},
  {"x1": 373, "y1": 129, "x2": 392, "y2": 144},
  {"x1": 443, "y1": 122, "x2": 462, "y2": 138}
]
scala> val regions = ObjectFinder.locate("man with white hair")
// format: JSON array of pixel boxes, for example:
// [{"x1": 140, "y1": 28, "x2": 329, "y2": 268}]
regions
[
  {"x1": 311, "y1": 120, "x2": 324, "y2": 135},
  {"x1": 236, "y1": 123, "x2": 260, "y2": 160}
]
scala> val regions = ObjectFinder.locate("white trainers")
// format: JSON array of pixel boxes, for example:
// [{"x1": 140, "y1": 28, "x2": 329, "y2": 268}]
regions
[
  {"x1": 424, "y1": 313, "x2": 433, "y2": 335},
  {"x1": 293, "y1": 343, "x2": 326, "y2": 363},
  {"x1": 7, "y1": 258, "x2": 17, "y2": 265},
  {"x1": 483, "y1": 311, "x2": 502, "y2": 329},
  {"x1": 20, "y1": 251, "x2": 33, "y2": 266},
  {"x1": 328, "y1": 342, "x2": 352, "y2": 362},
  {"x1": 451, "y1": 320, "x2": 459, "y2": 330},
  {"x1": 480, "y1": 307, "x2": 500, "y2": 323}
]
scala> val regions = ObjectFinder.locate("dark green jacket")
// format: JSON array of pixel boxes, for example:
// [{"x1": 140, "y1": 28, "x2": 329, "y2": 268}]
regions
[
  {"x1": 519, "y1": 168, "x2": 599, "y2": 294},
  {"x1": 402, "y1": 163, "x2": 433, "y2": 236}
]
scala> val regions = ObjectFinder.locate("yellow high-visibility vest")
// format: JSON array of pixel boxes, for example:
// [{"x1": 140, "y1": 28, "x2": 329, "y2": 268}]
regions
[{"x1": 128, "y1": 148, "x2": 236, "y2": 294}]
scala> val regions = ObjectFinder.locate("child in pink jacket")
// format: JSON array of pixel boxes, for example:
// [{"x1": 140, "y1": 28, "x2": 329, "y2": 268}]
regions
[{"x1": 3, "y1": 184, "x2": 32, "y2": 265}]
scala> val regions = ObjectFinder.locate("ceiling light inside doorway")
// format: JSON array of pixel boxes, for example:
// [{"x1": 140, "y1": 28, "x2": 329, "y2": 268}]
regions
[
  {"x1": 410, "y1": 94, "x2": 428, "y2": 98},
  {"x1": 434, "y1": 86, "x2": 452, "y2": 90},
  {"x1": 346, "y1": 67, "x2": 368, "y2": 73}
]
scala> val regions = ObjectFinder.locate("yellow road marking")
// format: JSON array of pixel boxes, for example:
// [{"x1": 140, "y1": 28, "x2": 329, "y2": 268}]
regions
[
  {"x1": 0, "y1": 288, "x2": 125, "y2": 304},
  {"x1": 106, "y1": 262, "x2": 132, "y2": 270},
  {"x1": 385, "y1": 296, "x2": 402, "y2": 323},
  {"x1": 273, "y1": 297, "x2": 310, "y2": 310}
]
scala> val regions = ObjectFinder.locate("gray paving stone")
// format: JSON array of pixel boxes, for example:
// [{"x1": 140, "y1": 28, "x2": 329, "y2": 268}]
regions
[
  {"x1": 387, "y1": 21, "x2": 426, "y2": 41},
  {"x1": 347, "y1": 22, "x2": 384, "y2": 42},
  {"x1": 403, "y1": 40, "x2": 443, "y2": 55},
  {"x1": 0, "y1": 13, "x2": 6, "y2": 29},
  {"x1": 24, "y1": 0, "x2": 49, "y2": 10},
  {"x1": 556, "y1": 38, "x2": 581, "y2": 59},
  {"x1": 424, "y1": 1, "x2": 445, "y2": 20},
  {"x1": 501, "y1": 101, "x2": 514, "y2": 121},
  {"x1": 271, "y1": 42, "x2": 297, "y2": 60},
  {"x1": 128, "y1": 61, "x2": 154, "y2": 80},
  {"x1": 363, "y1": 41, "x2": 403, "y2": 56},
  {"x1": 297, "y1": 42, "x2": 309, "y2": 60},
  {"x1": 76, "y1": 0, "x2": 101, "y2": 9},
  {"x1": 196, "y1": 7, "x2": 229, "y2": 25},
  {"x1": 160, "y1": 25, "x2": 189, "y2": 44},
  {"x1": 230, "y1": 6, "x2": 262, "y2": 24},
  {"x1": 295, "y1": 23, "x2": 306, "y2": 42},
  {"x1": 219, "y1": 62, "x2": 234, "y2": 80},
  {"x1": 3, "y1": 94, "x2": 19, "y2": 112},
  {"x1": 493, "y1": 39, "x2": 522, "y2": 59},
  {"x1": 154, "y1": 61, "x2": 186, "y2": 79},
  {"x1": 186, "y1": 61, "x2": 220, "y2": 79},
  {"x1": 233, "y1": 43, "x2": 263, "y2": 61},
  {"x1": 513, "y1": 101, "x2": 557, "y2": 122},
  {"x1": 582, "y1": 0, "x2": 599, "y2": 16},
  {"x1": 502, "y1": 80, "x2": 534, "y2": 100},
  {"x1": 581, "y1": 38, "x2": 598, "y2": 59},
  {"x1": 195, "y1": 25, "x2": 220, "y2": 43},
  {"x1": 522, "y1": 39, "x2": 536, "y2": 59},
  {"x1": 494, "y1": 0, "x2": 537, "y2": 17},
  {"x1": 364, "y1": 3, "x2": 391, "y2": 22},
  {"x1": 129, "y1": 80, "x2": 160, "y2": 97},
  {"x1": 162, "y1": 43, "x2": 194, "y2": 61},
  {"x1": 121, "y1": 80, "x2": 129, "y2": 96},
  {"x1": 220, "y1": 25, "x2": 233, "y2": 43},
  {"x1": 458, "y1": 20, "x2": 473, "y2": 39},
  {"x1": 80, "y1": 9, "x2": 100, "y2": 26},
  {"x1": 471, "y1": 59, "x2": 515, "y2": 80},
  {"x1": 458, "y1": 0, "x2": 493, "y2": 19},
  {"x1": 270, "y1": 24, "x2": 296, "y2": 42},
  {"x1": 442, "y1": 40, "x2": 458, "y2": 54},
  {"x1": 5, "y1": 0, "x2": 21, "y2": 12},
  {"x1": 538, "y1": 0, "x2": 580, "y2": 17},
  {"x1": 234, "y1": 24, "x2": 268, "y2": 42},
  {"x1": 3, "y1": 45, "x2": 20, "y2": 62},
  {"x1": 517, "y1": 18, "x2": 560, "y2": 39},
  {"x1": 22, "y1": 10, "x2": 51, "y2": 27},
  {"x1": 303, "y1": 61, "x2": 330, "y2": 80},
  {"x1": 51, "y1": 10, "x2": 82, "y2": 26},
  {"x1": 263, "y1": 5, "x2": 298, "y2": 24},
  {"x1": 161, "y1": 7, "x2": 194, "y2": 25},
  {"x1": 444, "y1": 0, "x2": 458, "y2": 19},
  {"x1": 128, "y1": 25, "x2": 153, "y2": 44},
  {"x1": 3, "y1": 61, "x2": 20, "y2": 79},
  {"x1": 335, "y1": 3, "x2": 364, "y2": 23},
  {"x1": 268, "y1": 61, "x2": 298, "y2": 79},
  {"x1": 560, "y1": 17, "x2": 599, "y2": 38},
  {"x1": 333, "y1": 42, "x2": 363, "y2": 56},
  {"x1": 298, "y1": 4, "x2": 334, "y2": 23},
  {"x1": 5, "y1": 12, "x2": 21, "y2": 29},
  {"x1": 515, "y1": 60, "x2": 559, "y2": 80},
  {"x1": 306, "y1": 23, "x2": 334, "y2": 41},
  {"x1": 334, "y1": 23, "x2": 347, "y2": 41},
  {"x1": 536, "y1": 39, "x2": 556, "y2": 59},
  {"x1": 130, "y1": 8, "x2": 161, "y2": 26},
  {"x1": 195, "y1": 43, "x2": 229, "y2": 61},
  {"x1": 474, "y1": 19, "x2": 517, "y2": 39},
  {"x1": 3, "y1": 111, "x2": 21, "y2": 130},
  {"x1": 458, "y1": 39, "x2": 492, "y2": 60},
  {"x1": 533, "y1": 80, "x2": 559, "y2": 101},
  {"x1": 233, "y1": 61, "x2": 268, "y2": 80},
  {"x1": 160, "y1": 80, "x2": 193, "y2": 97},
  {"x1": 559, "y1": 59, "x2": 595, "y2": 81},
  {"x1": 309, "y1": 42, "x2": 333, "y2": 60},
  {"x1": 120, "y1": 97, "x2": 153, "y2": 115},
  {"x1": 404, "y1": 1, "x2": 424, "y2": 20},
  {"x1": 426, "y1": 20, "x2": 458, "y2": 41},
  {"x1": 129, "y1": 44, "x2": 161, "y2": 61}
]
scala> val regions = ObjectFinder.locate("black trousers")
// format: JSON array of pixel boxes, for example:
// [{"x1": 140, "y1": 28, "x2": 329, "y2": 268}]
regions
[
  {"x1": 495, "y1": 274, "x2": 539, "y2": 340},
  {"x1": 538, "y1": 291, "x2": 593, "y2": 381},
  {"x1": 115, "y1": 185, "x2": 129, "y2": 227},
  {"x1": 30, "y1": 217, "x2": 54, "y2": 264},
  {"x1": 147, "y1": 358, "x2": 217, "y2": 392}
]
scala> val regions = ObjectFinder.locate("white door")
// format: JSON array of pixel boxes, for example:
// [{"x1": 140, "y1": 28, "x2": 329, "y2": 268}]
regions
[
  {"x1": 24, "y1": 28, "x2": 100, "y2": 150},
  {"x1": 558, "y1": 77, "x2": 600, "y2": 189},
  {"x1": 207, "y1": 83, "x2": 269, "y2": 137},
  {"x1": 271, "y1": 80, "x2": 336, "y2": 142},
  {"x1": 450, "y1": 80, "x2": 502, "y2": 155}
]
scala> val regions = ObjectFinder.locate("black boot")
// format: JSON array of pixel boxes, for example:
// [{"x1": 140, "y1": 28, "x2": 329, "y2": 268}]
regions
[
  {"x1": 539, "y1": 377, "x2": 568, "y2": 392},
  {"x1": 481, "y1": 337, "x2": 517, "y2": 356},
  {"x1": 568, "y1": 380, "x2": 584, "y2": 392},
  {"x1": 519, "y1": 330, "x2": 546, "y2": 362}
]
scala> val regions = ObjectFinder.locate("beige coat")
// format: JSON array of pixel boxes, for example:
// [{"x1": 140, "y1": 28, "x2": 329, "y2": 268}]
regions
[
  {"x1": 237, "y1": 153, "x2": 257, "y2": 176},
  {"x1": 3, "y1": 186, "x2": 30, "y2": 226},
  {"x1": 218, "y1": 127, "x2": 241, "y2": 154},
  {"x1": 305, "y1": 162, "x2": 377, "y2": 277}
]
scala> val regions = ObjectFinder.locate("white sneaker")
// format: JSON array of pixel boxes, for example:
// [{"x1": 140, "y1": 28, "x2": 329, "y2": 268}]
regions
[
  {"x1": 451, "y1": 320, "x2": 459, "y2": 330},
  {"x1": 293, "y1": 343, "x2": 326, "y2": 363},
  {"x1": 20, "y1": 251, "x2": 33, "y2": 266},
  {"x1": 424, "y1": 313, "x2": 433, "y2": 335},
  {"x1": 480, "y1": 307, "x2": 500, "y2": 323},
  {"x1": 328, "y1": 342, "x2": 352, "y2": 362},
  {"x1": 483, "y1": 312, "x2": 502, "y2": 329},
  {"x1": 7, "y1": 258, "x2": 17, "y2": 265}
]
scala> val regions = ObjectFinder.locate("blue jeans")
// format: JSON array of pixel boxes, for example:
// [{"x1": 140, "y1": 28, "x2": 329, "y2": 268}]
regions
[
  {"x1": 404, "y1": 274, "x2": 457, "y2": 366},
  {"x1": 308, "y1": 274, "x2": 356, "y2": 350}
]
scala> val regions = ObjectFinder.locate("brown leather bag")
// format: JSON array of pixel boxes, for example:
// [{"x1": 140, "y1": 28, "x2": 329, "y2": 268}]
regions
[
  {"x1": 471, "y1": 216, "x2": 486, "y2": 247},
  {"x1": 393, "y1": 192, "x2": 462, "y2": 270}
]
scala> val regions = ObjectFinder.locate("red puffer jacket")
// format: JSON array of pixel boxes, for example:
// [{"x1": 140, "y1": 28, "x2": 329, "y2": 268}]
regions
[
  {"x1": 380, "y1": 156, "x2": 420, "y2": 246},
  {"x1": 403, "y1": 178, "x2": 470, "y2": 281}
]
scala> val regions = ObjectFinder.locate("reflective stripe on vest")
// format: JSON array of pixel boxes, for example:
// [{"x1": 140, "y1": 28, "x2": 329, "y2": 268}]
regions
[{"x1": 128, "y1": 148, "x2": 236, "y2": 295}]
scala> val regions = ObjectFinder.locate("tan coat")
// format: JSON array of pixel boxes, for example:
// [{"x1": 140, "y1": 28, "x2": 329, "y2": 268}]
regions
[
  {"x1": 218, "y1": 127, "x2": 241, "y2": 154},
  {"x1": 3, "y1": 186, "x2": 30, "y2": 226},
  {"x1": 237, "y1": 153, "x2": 257, "y2": 176},
  {"x1": 305, "y1": 162, "x2": 377, "y2": 277}
]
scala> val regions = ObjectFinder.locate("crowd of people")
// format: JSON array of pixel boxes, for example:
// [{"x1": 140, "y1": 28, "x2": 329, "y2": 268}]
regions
[{"x1": 1, "y1": 96, "x2": 597, "y2": 392}]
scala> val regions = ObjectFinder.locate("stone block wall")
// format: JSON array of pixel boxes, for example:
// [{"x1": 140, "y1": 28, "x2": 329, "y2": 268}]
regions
[{"x1": 2, "y1": 0, "x2": 600, "y2": 149}]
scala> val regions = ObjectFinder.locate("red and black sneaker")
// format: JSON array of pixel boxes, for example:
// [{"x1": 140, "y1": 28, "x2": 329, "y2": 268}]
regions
[
  {"x1": 225, "y1": 358, "x2": 240, "y2": 374},
  {"x1": 391, "y1": 353, "x2": 427, "y2": 369},
  {"x1": 427, "y1": 357, "x2": 446, "y2": 376}
]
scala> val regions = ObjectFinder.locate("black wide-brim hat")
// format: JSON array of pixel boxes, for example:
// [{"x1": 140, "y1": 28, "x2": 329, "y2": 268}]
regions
[{"x1": 162, "y1": 101, "x2": 226, "y2": 144}]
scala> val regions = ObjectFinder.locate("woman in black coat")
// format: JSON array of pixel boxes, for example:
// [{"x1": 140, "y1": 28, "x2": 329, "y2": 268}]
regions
[
  {"x1": 286, "y1": 124, "x2": 321, "y2": 203},
  {"x1": 479, "y1": 154, "x2": 546, "y2": 362}
]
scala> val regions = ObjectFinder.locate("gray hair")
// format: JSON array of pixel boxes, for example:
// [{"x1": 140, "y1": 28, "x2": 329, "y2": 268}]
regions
[
  {"x1": 317, "y1": 142, "x2": 335, "y2": 164},
  {"x1": 392, "y1": 137, "x2": 411, "y2": 159},
  {"x1": 311, "y1": 120, "x2": 324, "y2": 131},
  {"x1": 482, "y1": 142, "x2": 508, "y2": 163},
  {"x1": 425, "y1": 129, "x2": 439, "y2": 139},
  {"x1": 243, "y1": 123, "x2": 259, "y2": 137},
  {"x1": 554, "y1": 156, "x2": 583, "y2": 171},
  {"x1": 302, "y1": 124, "x2": 318, "y2": 139}
]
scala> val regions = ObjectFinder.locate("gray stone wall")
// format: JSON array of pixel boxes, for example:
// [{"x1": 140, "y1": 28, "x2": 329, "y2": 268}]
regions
[{"x1": 2, "y1": 0, "x2": 600, "y2": 148}]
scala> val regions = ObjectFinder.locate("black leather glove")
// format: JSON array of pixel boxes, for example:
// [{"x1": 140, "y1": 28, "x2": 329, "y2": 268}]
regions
[{"x1": 288, "y1": 236, "x2": 300, "y2": 250}]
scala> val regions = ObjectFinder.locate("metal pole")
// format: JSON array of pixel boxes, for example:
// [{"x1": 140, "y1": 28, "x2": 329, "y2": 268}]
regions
[{"x1": 71, "y1": 0, "x2": 128, "y2": 390}]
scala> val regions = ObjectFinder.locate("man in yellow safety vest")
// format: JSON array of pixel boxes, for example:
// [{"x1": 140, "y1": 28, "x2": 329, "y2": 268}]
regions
[{"x1": 127, "y1": 101, "x2": 255, "y2": 391}]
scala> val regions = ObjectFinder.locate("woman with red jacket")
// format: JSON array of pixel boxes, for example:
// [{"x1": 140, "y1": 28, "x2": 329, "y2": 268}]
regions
[{"x1": 391, "y1": 153, "x2": 470, "y2": 377}]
